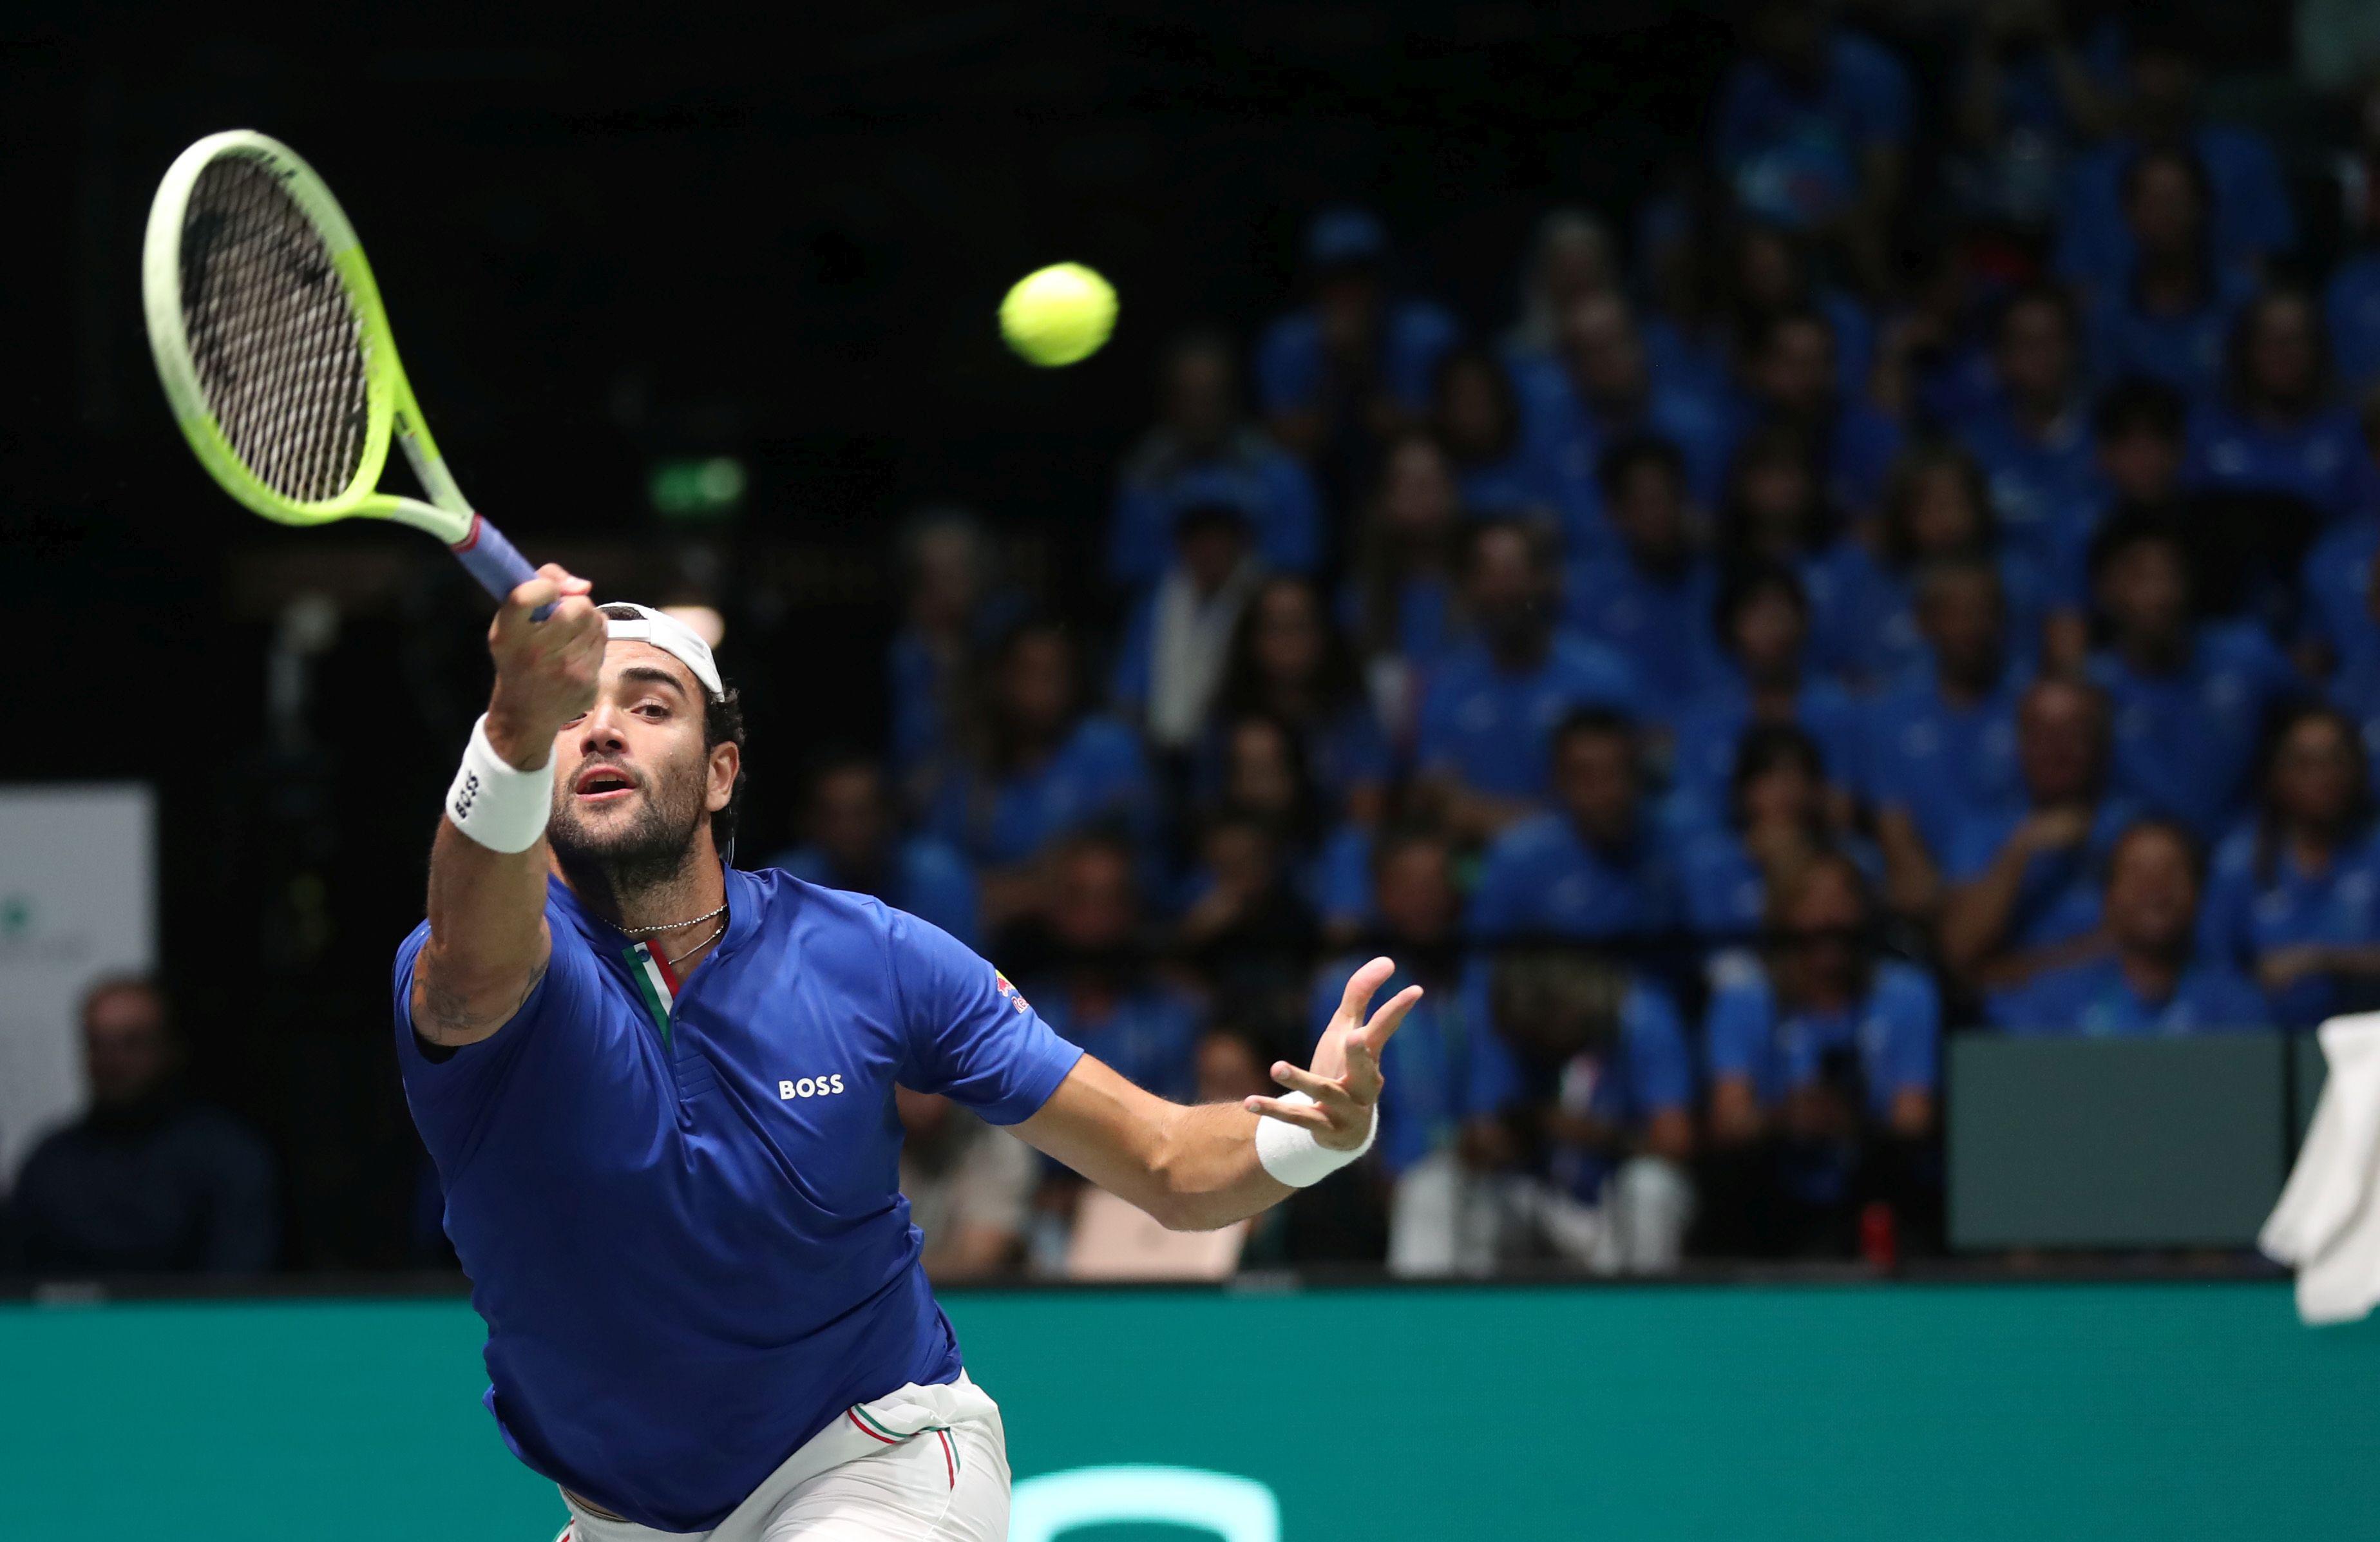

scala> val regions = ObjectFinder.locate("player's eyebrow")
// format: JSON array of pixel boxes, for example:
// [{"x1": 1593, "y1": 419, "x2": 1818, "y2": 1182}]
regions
[{"x1": 618, "y1": 664, "x2": 691, "y2": 700}]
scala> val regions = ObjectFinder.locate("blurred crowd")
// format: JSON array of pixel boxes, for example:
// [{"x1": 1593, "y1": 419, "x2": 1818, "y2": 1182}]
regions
[{"x1": 18, "y1": 0, "x2": 2380, "y2": 1284}]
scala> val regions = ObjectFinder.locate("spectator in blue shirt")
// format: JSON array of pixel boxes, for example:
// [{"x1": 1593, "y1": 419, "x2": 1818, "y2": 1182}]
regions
[
  {"x1": 1565, "y1": 435, "x2": 1726, "y2": 709},
  {"x1": 1110, "y1": 330, "x2": 1324, "y2": 590},
  {"x1": 1174, "y1": 806, "x2": 1319, "y2": 1014},
  {"x1": 1432, "y1": 343, "x2": 1557, "y2": 521},
  {"x1": 2200, "y1": 705, "x2": 2380, "y2": 1027},
  {"x1": 768, "y1": 754, "x2": 981, "y2": 948},
  {"x1": 2053, "y1": 20, "x2": 2295, "y2": 301},
  {"x1": 2084, "y1": 519, "x2": 2302, "y2": 837},
  {"x1": 1019, "y1": 832, "x2": 1202, "y2": 1103},
  {"x1": 1669, "y1": 557, "x2": 1863, "y2": 830},
  {"x1": 1950, "y1": 0, "x2": 2120, "y2": 229},
  {"x1": 1212, "y1": 575, "x2": 1392, "y2": 825},
  {"x1": 1837, "y1": 441, "x2": 2048, "y2": 689},
  {"x1": 1712, "y1": 423, "x2": 1867, "y2": 678},
  {"x1": 2185, "y1": 288, "x2": 2380, "y2": 529},
  {"x1": 1195, "y1": 711, "x2": 1328, "y2": 904},
  {"x1": 1415, "y1": 521, "x2": 1641, "y2": 839},
  {"x1": 1732, "y1": 308, "x2": 1905, "y2": 520},
  {"x1": 2047, "y1": 377, "x2": 2189, "y2": 631},
  {"x1": 1986, "y1": 817, "x2": 2270, "y2": 1033},
  {"x1": 1682, "y1": 723, "x2": 1879, "y2": 942},
  {"x1": 1516, "y1": 292, "x2": 1731, "y2": 557},
  {"x1": 1109, "y1": 502, "x2": 1265, "y2": 756},
  {"x1": 2302, "y1": 471, "x2": 2380, "y2": 680},
  {"x1": 920, "y1": 620, "x2": 1155, "y2": 912},
  {"x1": 1469, "y1": 707, "x2": 1685, "y2": 948},
  {"x1": 1863, "y1": 558, "x2": 2030, "y2": 916},
  {"x1": 1255, "y1": 207, "x2": 1460, "y2": 502},
  {"x1": 1702, "y1": 851, "x2": 1942, "y2": 1256},
  {"x1": 887, "y1": 508, "x2": 1020, "y2": 795},
  {"x1": 1723, "y1": 221, "x2": 1878, "y2": 403},
  {"x1": 1938, "y1": 676, "x2": 2139, "y2": 996},
  {"x1": 1711, "y1": 0, "x2": 1913, "y2": 292},
  {"x1": 1345, "y1": 432, "x2": 1467, "y2": 743},
  {"x1": 1500, "y1": 208, "x2": 1620, "y2": 379},
  {"x1": 1954, "y1": 284, "x2": 2099, "y2": 579},
  {"x1": 2084, "y1": 145, "x2": 2254, "y2": 403}
]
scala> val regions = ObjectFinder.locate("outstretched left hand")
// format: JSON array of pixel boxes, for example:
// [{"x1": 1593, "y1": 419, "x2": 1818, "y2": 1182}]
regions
[{"x1": 1244, "y1": 956, "x2": 1423, "y2": 1151}]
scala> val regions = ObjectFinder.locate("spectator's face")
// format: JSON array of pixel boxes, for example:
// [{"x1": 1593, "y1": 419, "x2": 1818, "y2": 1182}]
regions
[
  {"x1": 1906, "y1": 464, "x2": 1985, "y2": 555},
  {"x1": 82, "y1": 984, "x2": 173, "y2": 1110},
  {"x1": 2272, "y1": 717, "x2": 2362, "y2": 830},
  {"x1": 1250, "y1": 582, "x2": 1325, "y2": 688},
  {"x1": 909, "y1": 524, "x2": 980, "y2": 631},
  {"x1": 1224, "y1": 719, "x2": 1299, "y2": 817},
  {"x1": 1751, "y1": 322, "x2": 1834, "y2": 415},
  {"x1": 1380, "y1": 438, "x2": 1460, "y2": 540},
  {"x1": 2104, "y1": 827, "x2": 2200, "y2": 956},
  {"x1": 810, "y1": 765, "x2": 890, "y2": 870},
  {"x1": 1375, "y1": 841, "x2": 1457, "y2": 945},
  {"x1": 1195, "y1": 1033, "x2": 1271, "y2": 1105},
  {"x1": 1049, "y1": 846, "x2": 1136, "y2": 951},
  {"x1": 1997, "y1": 299, "x2": 2075, "y2": 401},
  {"x1": 2243, "y1": 298, "x2": 2321, "y2": 406},
  {"x1": 1203, "y1": 821, "x2": 1277, "y2": 899},
  {"x1": 1738, "y1": 452, "x2": 1818, "y2": 551},
  {"x1": 2100, "y1": 540, "x2": 2190, "y2": 645},
  {"x1": 1918, "y1": 570, "x2": 2005, "y2": 678},
  {"x1": 1741, "y1": 758, "x2": 1820, "y2": 829},
  {"x1": 998, "y1": 633, "x2": 1074, "y2": 738},
  {"x1": 2099, "y1": 424, "x2": 2182, "y2": 504},
  {"x1": 1561, "y1": 295, "x2": 1645, "y2": 405},
  {"x1": 1779, "y1": 863, "x2": 1867, "y2": 991},
  {"x1": 2017, "y1": 681, "x2": 2106, "y2": 804},
  {"x1": 1536, "y1": 227, "x2": 1615, "y2": 317},
  {"x1": 1164, "y1": 347, "x2": 1237, "y2": 447},
  {"x1": 1731, "y1": 587, "x2": 1807, "y2": 676},
  {"x1": 1439, "y1": 359, "x2": 1510, "y2": 457},
  {"x1": 1612, "y1": 463, "x2": 1689, "y2": 561},
  {"x1": 1177, "y1": 520, "x2": 1250, "y2": 593},
  {"x1": 1553, "y1": 730, "x2": 1638, "y2": 842},
  {"x1": 895, "y1": 1085, "x2": 952, "y2": 1140},
  {"x1": 1466, "y1": 528, "x2": 1552, "y2": 645},
  {"x1": 2126, "y1": 161, "x2": 2205, "y2": 261},
  {"x1": 1317, "y1": 270, "x2": 1381, "y2": 352}
]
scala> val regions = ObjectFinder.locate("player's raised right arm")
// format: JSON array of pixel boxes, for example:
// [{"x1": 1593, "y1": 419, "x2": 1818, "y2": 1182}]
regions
[{"x1": 411, "y1": 565, "x2": 605, "y2": 1047}]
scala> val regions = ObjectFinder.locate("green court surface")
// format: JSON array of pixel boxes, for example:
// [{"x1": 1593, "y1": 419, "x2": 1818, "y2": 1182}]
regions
[{"x1": 3, "y1": 1280, "x2": 2374, "y2": 1539}]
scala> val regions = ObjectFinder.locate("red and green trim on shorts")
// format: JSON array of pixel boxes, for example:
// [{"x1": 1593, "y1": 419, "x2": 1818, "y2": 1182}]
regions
[{"x1": 845, "y1": 1405, "x2": 961, "y2": 1487}]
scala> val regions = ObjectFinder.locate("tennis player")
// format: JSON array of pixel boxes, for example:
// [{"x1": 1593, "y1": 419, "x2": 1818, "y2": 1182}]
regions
[{"x1": 394, "y1": 567, "x2": 1418, "y2": 1541}]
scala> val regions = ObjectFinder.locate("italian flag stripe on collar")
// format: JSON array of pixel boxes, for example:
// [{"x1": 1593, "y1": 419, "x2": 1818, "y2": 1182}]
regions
[{"x1": 624, "y1": 942, "x2": 677, "y2": 1047}]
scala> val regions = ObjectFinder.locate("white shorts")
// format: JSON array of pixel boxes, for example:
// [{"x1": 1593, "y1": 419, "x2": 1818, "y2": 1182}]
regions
[{"x1": 558, "y1": 1373, "x2": 1010, "y2": 1542}]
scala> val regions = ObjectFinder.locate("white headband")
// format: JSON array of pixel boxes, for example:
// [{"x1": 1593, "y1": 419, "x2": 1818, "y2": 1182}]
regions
[{"x1": 603, "y1": 602, "x2": 725, "y2": 701}]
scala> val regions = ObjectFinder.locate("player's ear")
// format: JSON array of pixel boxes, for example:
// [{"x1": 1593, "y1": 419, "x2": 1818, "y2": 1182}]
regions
[{"x1": 707, "y1": 737, "x2": 740, "y2": 814}]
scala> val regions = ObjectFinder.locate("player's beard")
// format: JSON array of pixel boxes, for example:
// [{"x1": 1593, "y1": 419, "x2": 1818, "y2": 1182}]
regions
[{"x1": 547, "y1": 752, "x2": 709, "y2": 910}]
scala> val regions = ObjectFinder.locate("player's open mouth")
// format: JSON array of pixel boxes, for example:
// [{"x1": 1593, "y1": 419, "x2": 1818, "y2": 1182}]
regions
[{"x1": 573, "y1": 765, "x2": 638, "y2": 803}]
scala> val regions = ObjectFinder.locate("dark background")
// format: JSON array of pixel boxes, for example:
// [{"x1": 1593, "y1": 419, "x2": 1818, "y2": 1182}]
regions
[{"x1": 2, "y1": 5, "x2": 1753, "y2": 1266}]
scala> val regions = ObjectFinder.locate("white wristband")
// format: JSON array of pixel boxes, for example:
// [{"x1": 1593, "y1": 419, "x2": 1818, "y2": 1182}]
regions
[
  {"x1": 1253, "y1": 1092, "x2": 1376, "y2": 1188},
  {"x1": 445, "y1": 714, "x2": 553, "y2": 853}
]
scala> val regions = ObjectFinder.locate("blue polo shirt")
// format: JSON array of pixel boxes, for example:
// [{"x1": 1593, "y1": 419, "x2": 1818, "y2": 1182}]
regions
[
  {"x1": 392, "y1": 870, "x2": 1082, "y2": 1533},
  {"x1": 1563, "y1": 553, "x2": 1726, "y2": 713},
  {"x1": 1942, "y1": 795, "x2": 2142, "y2": 953},
  {"x1": 2086, "y1": 270, "x2": 2254, "y2": 403},
  {"x1": 1469, "y1": 812, "x2": 1686, "y2": 944},
  {"x1": 1679, "y1": 825, "x2": 1883, "y2": 940},
  {"x1": 1459, "y1": 968, "x2": 1695, "y2": 1203},
  {"x1": 1704, "y1": 958, "x2": 1941, "y2": 1119},
  {"x1": 1415, "y1": 633, "x2": 1642, "y2": 801},
  {"x1": 2088, "y1": 623, "x2": 2301, "y2": 837},
  {"x1": 2300, "y1": 517, "x2": 2380, "y2": 672},
  {"x1": 768, "y1": 838, "x2": 982, "y2": 949},
  {"x1": 1255, "y1": 299, "x2": 1461, "y2": 419},
  {"x1": 1666, "y1": 674, "x2": 1865, "y2": 830},
  {"x1": 1830, "y1": 548, "x2": 2048, "y2": 690},
  {"x1": 2327, "y1": 252, "x2": 2380, "y2": 392},
  {"x1": 2199, "y1": 822, "x2": 2380, "y2": 1027},
  {"x1": 2184, "y1": 401, "x2": 2378, "y2": 528},
  {"x1": 1954, "y1": 392, "x2": 2100, "y2": 575},
  {"x1": 1860, "y1": 665, "x2": 2026, "y2": 860},
  {"x1": 1985, "y1": 953, "x2": 2270, "y2": 1036},
  {"x1": 1514, "y1": 374, "x2": 1732, "y2": 558}
]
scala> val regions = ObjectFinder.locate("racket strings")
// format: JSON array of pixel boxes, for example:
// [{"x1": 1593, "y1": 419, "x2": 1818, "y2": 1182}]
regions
[{"x1": 179, "y1": 157, "x2": 371, "y2": 504}]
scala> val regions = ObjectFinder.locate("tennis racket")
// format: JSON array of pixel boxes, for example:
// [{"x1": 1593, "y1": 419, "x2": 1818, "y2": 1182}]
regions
[{"x1": 140, "y1": 129, "x2": 551, "y2": 615}]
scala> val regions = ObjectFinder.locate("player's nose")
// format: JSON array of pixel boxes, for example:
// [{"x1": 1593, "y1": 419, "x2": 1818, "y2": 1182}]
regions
[{"x1": 575, "y1": 701, "x2": 631, "y2": 753}]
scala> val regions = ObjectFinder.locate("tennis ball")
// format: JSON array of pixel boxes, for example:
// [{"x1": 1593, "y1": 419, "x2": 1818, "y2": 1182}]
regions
[{"x1": 1000, "y1": 262, "x2": 1117, "y2": 367}]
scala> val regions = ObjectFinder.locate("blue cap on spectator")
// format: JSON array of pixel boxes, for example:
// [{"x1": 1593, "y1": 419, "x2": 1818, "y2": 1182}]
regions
[{"x1": 1306, "y1": 207, "x2": 1388, "y2": 269}]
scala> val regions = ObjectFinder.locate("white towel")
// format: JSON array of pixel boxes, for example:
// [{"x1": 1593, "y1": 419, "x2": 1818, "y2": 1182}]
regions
[{"x1": 2260, "y1": 1012, "x2": 2380, "y2": 1324}]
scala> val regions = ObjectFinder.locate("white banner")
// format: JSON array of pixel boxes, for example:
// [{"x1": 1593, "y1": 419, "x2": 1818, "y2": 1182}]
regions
[{"x1": 0, "y1": 784, "x2": 155, "y2": 1188}]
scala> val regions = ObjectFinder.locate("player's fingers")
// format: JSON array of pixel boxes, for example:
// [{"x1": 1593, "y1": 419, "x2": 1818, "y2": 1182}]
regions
[
  {"x1": 1243, "y1": 1096, "x2": 1333, "y2": 1131},
  {"x1": 1333, "y1": 956, "x2": 1396, "y2": 1026},
  {"x1": 1341, "y1": 1039, "x2": 1385, "y2": 1104},
  {"x1": 498, "y1": 575, "x2": 561, "y2": 633},
  {"x1": 1356, "y1": 984, "x2": 1424, "y2": 1055},
  {"x1": 535, "y1": 562, "x2": 592, "y2": 597},
  {"x1": 1270, "y1": 1062, "x2": 1354, "y2": 1107}
]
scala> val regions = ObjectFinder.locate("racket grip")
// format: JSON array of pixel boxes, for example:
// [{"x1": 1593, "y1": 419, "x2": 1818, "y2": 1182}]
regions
[{"x1": 450, "y1": 515, "x2": 558, "y2": 621}]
